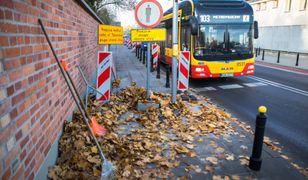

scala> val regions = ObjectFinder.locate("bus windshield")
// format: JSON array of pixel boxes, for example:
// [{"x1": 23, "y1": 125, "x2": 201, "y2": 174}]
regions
[{"x1": 194, "y1": 24, "x2": 253, "y2": 60}]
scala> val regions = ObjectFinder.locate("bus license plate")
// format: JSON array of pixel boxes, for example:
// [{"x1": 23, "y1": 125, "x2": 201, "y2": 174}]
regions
[{"x1": 221, "y1": 73, "x2": 233, "y2": 77}]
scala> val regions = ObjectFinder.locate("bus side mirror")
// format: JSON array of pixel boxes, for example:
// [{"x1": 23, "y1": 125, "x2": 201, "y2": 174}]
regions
[
  {"x1": 189, "y1": 16, "x2": 198, "y2": 35},
  {"x1": 254, "y1": 21, "x2": 259, "y2": 39}
]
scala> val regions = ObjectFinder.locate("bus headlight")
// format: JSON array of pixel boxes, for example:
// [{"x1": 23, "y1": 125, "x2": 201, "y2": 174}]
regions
[
  {"x1": 195, "y1": 68, "x2": 205, "y2": 72},
  {"x1": 248, "y1": 65, "x2": 254, "y2": 70}
]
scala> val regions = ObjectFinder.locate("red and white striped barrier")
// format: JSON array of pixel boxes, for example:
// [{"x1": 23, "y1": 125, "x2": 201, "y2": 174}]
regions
[
  {"x1": 97, "y1": 52, "x2": 112, "y2": 101},
  {"x1": 178, "y1": 51, "x2": 190, "y2": 91},
  {"x1": 152, "y1": 44, "x2": 159, "y2": 68}
]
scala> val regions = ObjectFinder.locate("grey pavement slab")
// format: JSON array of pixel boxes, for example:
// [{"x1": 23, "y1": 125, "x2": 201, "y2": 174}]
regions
[
  {"x1": 111, "y1": 45, "x2": 307, "y2": 179},
  {"x1": 255, "y1": 51, "x2": 308, "y2": 70}
]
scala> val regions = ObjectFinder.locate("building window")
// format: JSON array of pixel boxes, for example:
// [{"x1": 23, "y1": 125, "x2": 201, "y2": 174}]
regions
[
  {"x1": 299, "y1": 0, "x2": 307, "y2": 10},
  {"x1": 272, "y1": 0, "x2": 279, "y2": 8},
  {"x1": 285, "y1": 0, "x2": 292, "y2": 11},
  {"x1": 255, "y1": 3, "x2": 261, "y2": 11},
  {"x1": 261, "y1": 2, "x2": 267, "y2": 10}
]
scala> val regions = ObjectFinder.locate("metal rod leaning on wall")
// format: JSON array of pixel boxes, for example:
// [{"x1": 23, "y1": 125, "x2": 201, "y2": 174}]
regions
[
  {"x1": 38, "y1": 19, "x2": 106, "y2": 167},
  {"x1": 77, "y1": 65, "x2": 107, "y2": 107},
  {"x1": 277, "y1": 51, "x2": 280, "y2": 63},
  {"x1": 296, "y1": 53, "x2": 299, "y2": 66}
]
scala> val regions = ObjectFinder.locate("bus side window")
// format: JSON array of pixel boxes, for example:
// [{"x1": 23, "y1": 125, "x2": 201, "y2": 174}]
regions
[
  {"x1": 167, "y1": 28, "x2": 172, "y2": 48},
  {"x1": 180, "y1": 26, "x2": 191, "y2": 51}
]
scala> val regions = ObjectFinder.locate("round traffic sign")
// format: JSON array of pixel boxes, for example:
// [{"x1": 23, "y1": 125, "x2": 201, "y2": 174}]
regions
[{"x1": 134, "y1": 0, "x2": 163, "y2": 29}]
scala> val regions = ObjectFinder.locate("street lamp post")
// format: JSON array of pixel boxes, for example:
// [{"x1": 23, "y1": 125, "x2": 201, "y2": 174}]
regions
[{"x1": 172, "y1": 0, "x2": 179, "y2": 103}]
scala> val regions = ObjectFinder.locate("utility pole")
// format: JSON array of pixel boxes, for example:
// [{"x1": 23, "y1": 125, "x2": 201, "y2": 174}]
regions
[{"x1": 172, "y1": 0, "x2": 179, "y2": 103}]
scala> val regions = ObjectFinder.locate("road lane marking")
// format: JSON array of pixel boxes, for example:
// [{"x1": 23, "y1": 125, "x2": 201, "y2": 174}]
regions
[
  {"x1": 247, "y1": 76, "x2": 308, "y2": 97},
  {"x1": 243, "y1": 82, "x2": 267, "y2": 87},
  {"x1": 195, "y1": 87, "x2": 217, "y2": 92},
  {"x1": 255, "y1": 63, "x2": 308, "y2": 76},
  {"x1": 219, "y1": 84, "x2": 244, "y2": 89}
]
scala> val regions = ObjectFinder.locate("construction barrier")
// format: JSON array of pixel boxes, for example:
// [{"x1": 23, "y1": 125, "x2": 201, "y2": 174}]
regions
[
  {"x1": 178, "y1": 51, "x2": 190, "y2": 91},
  {"x1": 152, "y1": 44, "x2": 159, "y2": 69},
  {"x1": 97, "y1": 52, "x2": 112, "y2": 101}
]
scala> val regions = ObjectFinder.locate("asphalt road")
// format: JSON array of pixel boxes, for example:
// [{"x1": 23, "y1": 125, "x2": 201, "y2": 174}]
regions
[{"x1": 189, "y1": 64, "x2": 308, "y2": 167}]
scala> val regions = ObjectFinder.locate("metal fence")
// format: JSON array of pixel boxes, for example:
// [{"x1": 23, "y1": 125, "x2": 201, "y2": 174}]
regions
[{"x1": 255, "y1": 48, "x2": 308, "y2": 67}]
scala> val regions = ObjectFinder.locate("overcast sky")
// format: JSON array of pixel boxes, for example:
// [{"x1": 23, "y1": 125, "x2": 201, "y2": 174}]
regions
[{"x1": 118, "y1": 0, "x2": 173, "y2": 27}]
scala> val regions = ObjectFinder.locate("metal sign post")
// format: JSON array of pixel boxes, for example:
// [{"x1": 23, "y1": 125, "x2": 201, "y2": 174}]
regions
[
  {"x1": 147, "y1": 42, "x2": 151, "y2": 98},
  {"x1": 172, "y1": 0, "x2": 179, "y2": 103},
  {"x1": 134, "y1": 0, "x2": 163, "y2": 99}
]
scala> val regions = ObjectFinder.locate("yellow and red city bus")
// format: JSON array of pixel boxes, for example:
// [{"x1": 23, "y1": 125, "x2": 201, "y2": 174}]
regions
[{"x1": 157, "y1": 0, "x2": 258, "y2": 78}]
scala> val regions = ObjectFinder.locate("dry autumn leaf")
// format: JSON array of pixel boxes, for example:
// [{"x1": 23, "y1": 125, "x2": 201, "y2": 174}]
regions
[{"x1": 206, "y1": 157, "x2": 218, "y2": 165}]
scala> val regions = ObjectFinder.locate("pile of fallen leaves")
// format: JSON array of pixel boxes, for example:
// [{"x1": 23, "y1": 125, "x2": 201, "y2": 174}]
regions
[
  {"x1": 48, "y1": 85, "x2": 253, "y2": 179},
  {"x1": 48, "y1": 85, "x2": 238, "y2": 179}
]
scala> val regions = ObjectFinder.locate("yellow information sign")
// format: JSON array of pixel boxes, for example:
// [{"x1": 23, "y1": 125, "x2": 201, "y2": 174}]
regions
[
  {"x1": 98, "y1": 25, "x2": 123, "y2": 45},
  {"x1": 131, "y1": 29, "x2": 166, "y2": 42}
]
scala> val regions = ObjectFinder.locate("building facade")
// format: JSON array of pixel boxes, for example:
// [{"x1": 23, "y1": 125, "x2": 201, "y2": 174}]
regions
[
  {"x1": 0, "y1": 1, "x2": 105, "y2": 179},
  {"x1": 248, "y1": 0, "x2": 308, "y2": 53}
]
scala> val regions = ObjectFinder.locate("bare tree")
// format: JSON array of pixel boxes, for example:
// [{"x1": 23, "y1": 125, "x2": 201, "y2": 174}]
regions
[{"x1": 85, "y1": 0, "x2": 136, "y2": 13}]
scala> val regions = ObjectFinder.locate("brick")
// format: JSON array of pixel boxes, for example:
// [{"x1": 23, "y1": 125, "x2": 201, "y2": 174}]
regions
[
  {"x1": 12, "y1": 164, "x2": 23, "y2": 180},
  {"x1": 19, "y1": 57, "x2": 27, "y2": 66},
  {"x1": 23, "y1": 65, "x2": 35, "y2": 77},
  {"x1": 4, "y1": 149, "x2": 18, "y2": 172},
  {"x1": 18, "y1": 25, "x2": 31, "y2": 34},
  {"x1": 14, "y1": 2, "x2": 29, "y2": 14},
  {"x1": 8, "y1": 69, "x2": 23, "y2": 81},
  {"x1": 1, "y1": 0, "x2": 14, "y2": 9},
  {"x1": 15, "y1": 129, "x2": 22, "y2": 141},
  {"x1": 0, "y1": 23, "x2": 18, "y2": 33},
  {"x1": 4, "y1": 47, "x2": 20, "y2": 58},
  {"x1": 0, "y1": 36, "x2": 9, "y2": 46},
  {"x1": 0, "y1": 100, "x2": 10, "y2": 117},
  {"x1": 34, "y1": 153, "x2": 43, "y2": 173},
  {"x1": 9, "y1": 37, "x2": 17, "y2": 46},
  {"x1": 16, "y1": 111, "x2": 29, "y2": 127},
  {"x1": 0, "y1": 88, "x2": 6, "y2": 100},
  {"x1": 27, "y1": 172, "x2": 34, "y2": 180},
  {"x1": 0, "y1": 74, "x2": 7, "y2": 85},
  {"x1": 6, "y1": 85, "x2": 14, "y2": 96},
  {"x1": 43, "y1": 143, "x2": 51, "y2": 156},
  {"x1": 0, "y1": 9, "x2": 3, "y2": 19},
  {"x1": 19, "y1": 148, "x2": 26, "y2": 161},
  {"x1": 21, "y1": 46, "x2": 32, "y2": 54},
  {"x1": 0, "y1": 123, "x2": 15, "y2": 144},
  {"x1": 6, "y1": 136, "x2": 15, "y2": 152},
  {"x1": 0, "y1": 61, "x2": 4, "y2": 72},
  {"x1": 4, "y1": 10, "x2": 13, "y2": 20},
  {"x1": 0, "y1": 145, "x2": 5, "y2": 159},
  {"x1": 24, "y1": 147, "x2": 35, "y2": 165},
  {"x1": 0, "y1": 49, "x2": 3, "y2": 60},
  {"x1": 2, "y1": 168, "x2": 11, "y2": 180},
  {"x1": 12, "y1": 91, "x2": 25, "y2": 106},
  {"x1": 20, "y1": 135, "x2": 29, "y2": 150},
  {"x1": 0, "y1": 114, "x2": 10, "y2": 128},
  {"x1": 10, "y1": 108, "x2": 18, "y2": 120},
  {"x1": 3, "y1": 58, "x2": 20, "y2": 70}
]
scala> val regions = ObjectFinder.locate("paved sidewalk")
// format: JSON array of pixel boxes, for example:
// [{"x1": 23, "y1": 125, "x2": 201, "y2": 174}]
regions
[
  {"x1": 255, "y1": 51, "x2": 308, "y2": 70},
  {"x1": 111, "y1": 45, "x2": 307, "y2": 179}
]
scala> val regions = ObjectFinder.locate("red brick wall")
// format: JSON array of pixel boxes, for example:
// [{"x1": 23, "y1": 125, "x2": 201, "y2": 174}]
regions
[{"x1": 0, "y1": 0, "x2": 104, "y2": 179}]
